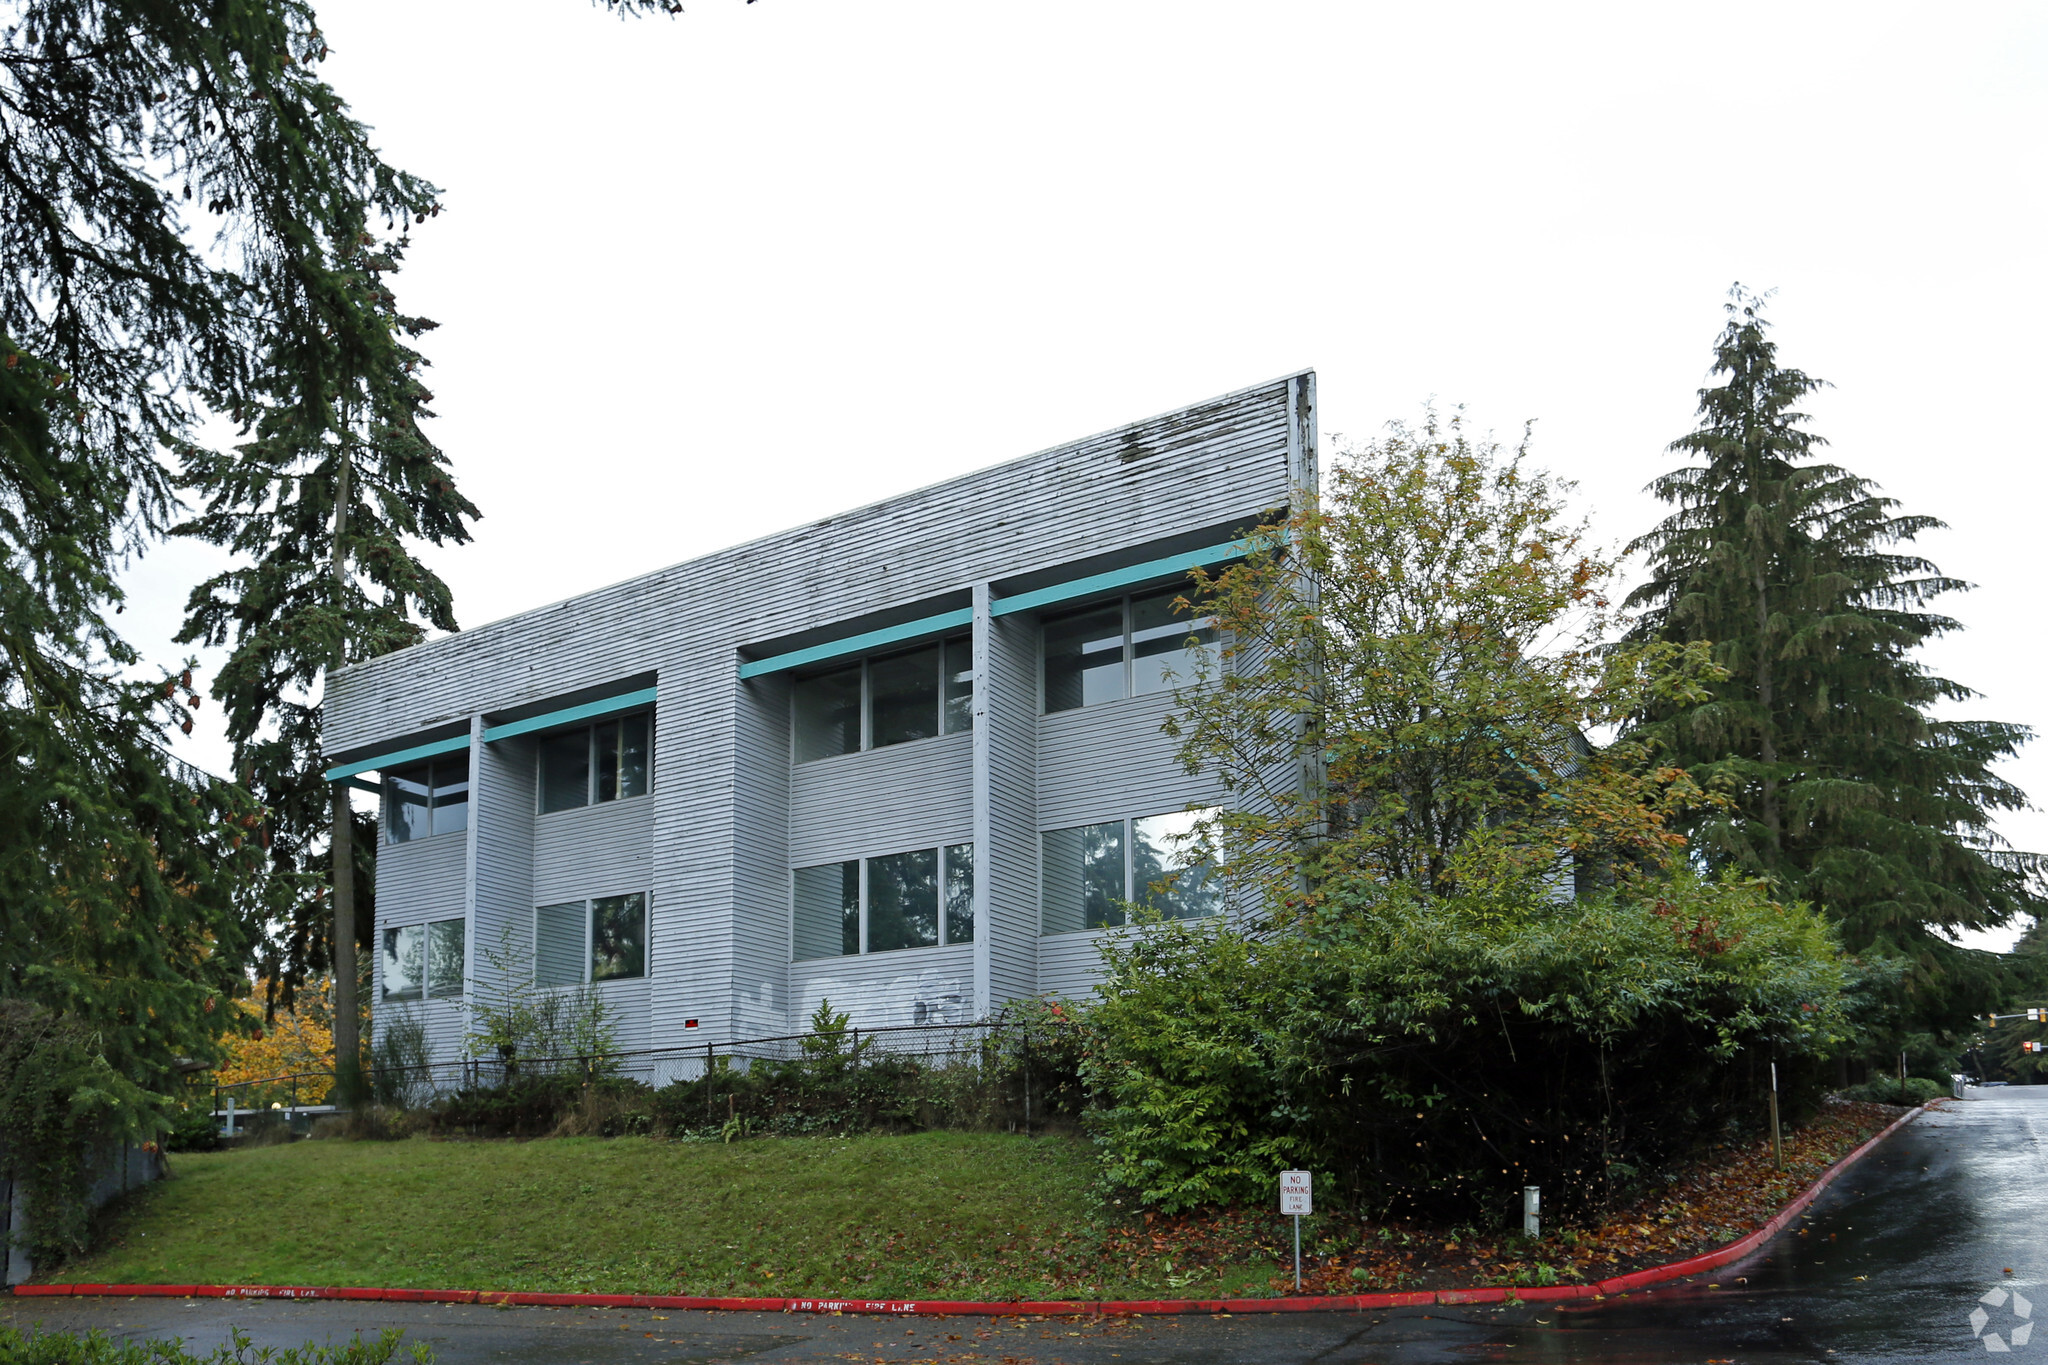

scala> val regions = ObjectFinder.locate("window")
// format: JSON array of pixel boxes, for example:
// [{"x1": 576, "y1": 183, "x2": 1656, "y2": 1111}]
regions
[
  {"x1": 384, "y1": 757, "x2": 469, "y2": 843},
  {"x1": 382, "y1": 917, "x2": 466, "y2": 1000},
  {"x1": 1042, "y1": 587, "x2": 1217, "y2": 713},
  {"x1": 538, "y1": 712, "x2": 652, "y2": 814},
  {"x1": 792, "y1": 637, "x2": 973, "y2": 762},
  {"x1": 792, "y1": 843, "x2": 974, "y2": 960},
  {"x1": 868, "y1": 847, "x2": 938, "y2": 952},
  {"x1": 534, "y1": 893, "x2": 648, "y2": 986},
  {"x1": 1041, "y1": 808, "x2": 1221, "y2": 933},
  {"x1": 1131, "y1": 810, "x2": 1223, "y2": 921}
]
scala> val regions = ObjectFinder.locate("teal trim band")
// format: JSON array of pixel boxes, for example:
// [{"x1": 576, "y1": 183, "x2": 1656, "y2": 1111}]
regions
[
  {"x1": 989, "y1": 535, "x2": 1270, "y2": 617},
  {"x1": 324, "y1": 734, "x2": 471, "y2": 783},
  {"x1": 738, "y1": 608, "x2": 974, "y2": 680},
  {"x1": 345, "y1": 778, "x2": 381, "y2": 795},
  {"x1": 482, "y1": 686, "x2": 660, "y2": 743}
]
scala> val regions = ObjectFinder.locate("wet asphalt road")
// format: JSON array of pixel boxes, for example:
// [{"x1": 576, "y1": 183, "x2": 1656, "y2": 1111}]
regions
[{"x1": 8, "y1": 1087, "x2": 2045, "y2": 1363}]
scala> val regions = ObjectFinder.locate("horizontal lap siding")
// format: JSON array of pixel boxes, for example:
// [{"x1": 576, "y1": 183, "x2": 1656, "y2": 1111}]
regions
[
  {"x1": 788, "y1": 732, "x2": 973, "y2": 865},
  {"x1": 533, "y1": 796, "x2": 655, "y2": 904},
  {"x1": 592, "y1": 977, "x2": 652, "y2": 1053},
  {"x1": 655, "y1": 666, "x2": 740, "y2": 1046},
  {"x1": 473, "y1": 734, "x2": 535, "y2": 1001},
  {"x1": 729, "y1": 675, "x2": 793, "y2": 1038},
  {"x1": 375, "y1": 833, "x2": 466, "y2": 924},
  {"x1": 789, "y1": 943, "x2": 974, "y2": 1032},
  {"x1": 325, "y1": 379, "x2": 1297, "y2": 755},
  {"x1": 1038, "y1": 928, "x2": 1124, "y2": 1002},
  {"x1": 370, "y1": 997, "x2": 467, "y2": 1084},
  {"x1": 1035, "y1": 692, "x2": 1226, "y2": 1002},
  {"x1": 372, "y1": 834, "x2": 464, "y2": 1035},
  {"x1": 1036, "y1": 690, "x2": 1224, "y2": 829},
  {"x1": 327, "y1": 377, "x2": 1304, "y2": 1056},
  {"x1": 984, "y1": 612, "x2": 1038, "y2": 1011}
]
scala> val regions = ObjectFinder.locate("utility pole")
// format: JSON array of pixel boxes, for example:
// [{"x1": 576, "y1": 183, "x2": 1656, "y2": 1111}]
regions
[{"x1": 330, "y1": 444, "x2": 359, "y2": 1106}]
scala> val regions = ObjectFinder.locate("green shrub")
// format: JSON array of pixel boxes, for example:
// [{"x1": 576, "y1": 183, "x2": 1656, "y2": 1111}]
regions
[
  {"x1": 407, "y1": 998, "x2": 1086, "y2": 1141},
  {"x1": 162, "y1": 1101, "x2": 222, "y2": 1153},
  {"x1": 1837, "y1": 1075, "x2": 1946, "y2": 1105},
  {"x1": 370, "y1": 1005, "x2": 431, "y2": 1108},
  {"x1": 1084, "y1": 868, "x2": 1852, "y2": 1219},
  {"x1": 0, "y1": 998, "x2": 164, "y2": 1265}
]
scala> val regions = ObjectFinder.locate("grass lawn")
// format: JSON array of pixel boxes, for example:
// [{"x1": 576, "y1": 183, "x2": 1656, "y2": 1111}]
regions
[
  {"x1": 61, "y1": 1103, "x2": 1909, "y2": 1301},
  {"x1": 65, "y1": 1132, "x2": 1280, "y2": 1300}
]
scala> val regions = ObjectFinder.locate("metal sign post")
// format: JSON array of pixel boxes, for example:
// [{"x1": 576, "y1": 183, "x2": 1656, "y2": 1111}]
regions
[
  {"x1": 1769, "y1": 1061, "x2": 1783, "y2": 1169},
  {"x1": 1279, "y1": 1170, "x2": 1312, "y2": 1292}
]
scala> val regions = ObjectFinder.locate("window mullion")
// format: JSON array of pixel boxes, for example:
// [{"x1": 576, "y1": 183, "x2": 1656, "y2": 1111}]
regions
[
  {"x1": 584, "y1": 898, "x2": 594, "y2": 985},
  {"x1": 858, "y1": 858, "x2": 870, "y2": 954},
  {"x1": 1125, "y1": 817, "x2": 1137, "y2": 912}
]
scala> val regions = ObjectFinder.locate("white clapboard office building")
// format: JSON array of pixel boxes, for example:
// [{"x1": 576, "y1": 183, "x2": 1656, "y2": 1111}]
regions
[{"x1": 324, "y1": 373, "x2": 1316, "y2": 1067}]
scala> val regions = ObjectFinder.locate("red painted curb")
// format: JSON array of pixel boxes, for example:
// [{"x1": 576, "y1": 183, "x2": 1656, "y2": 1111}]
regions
[{"x1": 14, "y1": 1103, "x2": 1931, "y2": 1317}]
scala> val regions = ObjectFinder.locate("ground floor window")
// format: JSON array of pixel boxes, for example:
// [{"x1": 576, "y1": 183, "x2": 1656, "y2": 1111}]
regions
[
  {"x1": 535, "y1": 892, "x2": 648, "y2": 986},
  {"x1": 382, "y1": 917, "x2": 466, "y2": 1000},
  {"x1": 793, "y1": 843, "x2": 973, "y2": 960},
  {"x1": 1040, "y1": 807, "x2": 1220, "y2": 933}
]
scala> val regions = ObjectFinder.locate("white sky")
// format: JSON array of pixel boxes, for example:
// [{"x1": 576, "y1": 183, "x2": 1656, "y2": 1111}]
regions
[{"x1": 119, "y1": 0, "x2": 2048, "y2": 949}]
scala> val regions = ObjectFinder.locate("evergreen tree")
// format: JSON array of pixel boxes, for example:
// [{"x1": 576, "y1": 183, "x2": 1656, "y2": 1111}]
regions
[
  {"x1": 176, "y1": 223, "x2": 479, "y2": 1046},
  {"x1": 0, "y1": 0, "x2": 487, "y2": 1083},
  {"x1": 0, "y1": 339, "x2": 263, "y2": 1084},
  {"x1": 3, "y1": 0, "x2": 707, "y2": 1091},
  {"x1": 1624, "y1": 286, "x2": 2044, "y2": 1027}
]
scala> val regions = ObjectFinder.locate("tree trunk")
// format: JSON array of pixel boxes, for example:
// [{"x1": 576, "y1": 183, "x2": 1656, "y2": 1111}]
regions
[
  {"x1": 1752, "y1": 535, "x2": 1781, "y2": 855},
  {"x1": 331, "y1": 782, "x2": 359, "y2": 1103},
  {"x1": 329, "y1": 446, "x2": 360, "y2": 1104}
]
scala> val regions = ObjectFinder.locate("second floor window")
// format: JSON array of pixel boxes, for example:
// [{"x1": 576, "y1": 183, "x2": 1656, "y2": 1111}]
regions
[
  {"x1": 792, "y1": 637, "x2": 973, "y2": 763},
  {"x1": 539, "y1": 713, "x2": 651, "y2": 814},
  {"x1": 385, "y1": 757, "x2": 469, "y2": 843},
  {"x1": 1042, "y1": 586, "x2": 1218, "y2": 713}
]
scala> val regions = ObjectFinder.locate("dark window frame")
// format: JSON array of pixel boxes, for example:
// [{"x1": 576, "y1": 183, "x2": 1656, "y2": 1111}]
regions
[
  {"x1": 536, "y1": 710, "x2": 655, "y2": 815},
  {"x1": 1039, "y1": 807, "x2": 1221, "y2": 934},
  {"x1": 532, "y1": 892, "x2": 649, "y2": 986},
  {"x1": 790, "y1": 842, "x2": 975, "y2": 961},
  {"x1": 790, "y1": 635, "x2": 974, "y2": 764},
  {"x1": 383, "y1": 756, "x2": 470, "y2": 845},
  {"x1": 1039, "y1": 587, "x2": 1219, "y2": 714},
  {"x1": 380, "y1": 916, "x2": 467, "y2": 1001}
]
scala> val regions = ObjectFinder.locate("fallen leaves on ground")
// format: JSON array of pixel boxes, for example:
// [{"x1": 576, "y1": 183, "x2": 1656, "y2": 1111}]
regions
[{"x1": 1083, "y1": 1098, "x2": 1917, "y2": 1296}]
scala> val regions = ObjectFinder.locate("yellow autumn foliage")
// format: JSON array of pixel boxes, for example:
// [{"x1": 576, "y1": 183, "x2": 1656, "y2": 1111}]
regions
[{"x1": 215, "y1": 977, "x2": 340, "y2": 1106}]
